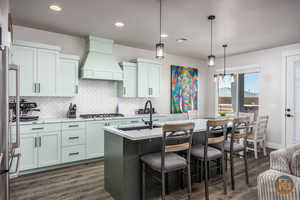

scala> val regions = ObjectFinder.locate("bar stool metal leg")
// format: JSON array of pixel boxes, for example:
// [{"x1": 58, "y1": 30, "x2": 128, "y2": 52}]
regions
[
  {"x1": 162, "y1": 172, "x2": 166, "y2": 200},
  {"x1": 222, "y1": 154, "x2": 227, "y2": 194},
  {"x1": 187, "y1": 165, "x2": 192, "y2": 200},
  {"x1": 204, "y1": 160, "x2": 209, "y2": 200},
  {"x1": 230, "y1": 153, "x2": 235, "y2": 190},
  {"x1": 142, "y1": 163, "x2": 146, "y2": 200}
]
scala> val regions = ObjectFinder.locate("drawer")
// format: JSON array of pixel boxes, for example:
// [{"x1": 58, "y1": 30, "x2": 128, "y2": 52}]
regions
[
  {"x1": 62, "y1": 145, "x2": 85, "y2": 163},
  {"x1": 11, "y1": 123, "x2": 61, "y2": 135},
  {"x1": 62, "y1": 122, "x2": 85, "y2": 130},
  {"x1": 62, "y1": 129, "x2": 86, "y2": 147}
]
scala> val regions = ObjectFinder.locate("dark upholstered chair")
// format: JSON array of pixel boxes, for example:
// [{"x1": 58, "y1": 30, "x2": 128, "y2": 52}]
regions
[{"x1": 140, "y1": 122, "x2": 195, "y2": 200}]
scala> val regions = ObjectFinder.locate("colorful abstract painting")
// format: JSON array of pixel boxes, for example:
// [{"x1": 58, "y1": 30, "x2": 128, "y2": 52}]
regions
[{"x1": 171, "y1": 65, "x2": 198, "y2": 113}]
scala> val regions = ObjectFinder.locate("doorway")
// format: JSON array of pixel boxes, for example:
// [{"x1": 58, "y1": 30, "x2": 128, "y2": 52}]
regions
[{"x1": 284, "y1": 53, "x2": 300, "y2": 146}]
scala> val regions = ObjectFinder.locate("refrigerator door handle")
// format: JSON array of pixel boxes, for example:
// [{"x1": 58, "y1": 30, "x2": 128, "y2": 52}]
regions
[
  {"x1": 8, "y1": 64, "x2": 20, "y2": 149},
  {"x1": 9, "y1": 153, "x2": 21, "y2": 179}
]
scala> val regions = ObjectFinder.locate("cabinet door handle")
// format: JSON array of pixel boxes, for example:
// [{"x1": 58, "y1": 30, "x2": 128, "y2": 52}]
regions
[
  {"x1": 39, "y1": 136, "x2": 42, "y2": 147},
  {"x1": 34, "y1": 83, "x2": 37, "y2": 93},
  {"x1": 34, "y1": 137, "x2": 38, "y2": 148},
  {"x1": 123, "y1": 87, "x2": 126, "y2": 95},
  {"x1": 68, "y1": 125, "x2": 79, "y2": 128},
  {"x1": 69, "y1": 136, "x2": 79, "y2": 140},
  {"x1": 32, "y1": 127, "x2": 44, "y2": 130},
  {"x1": 69, "y1": 152, "x2": 79, "y2": 156},
  {"x1": 75, "y1": 85, "x2": 78, "y2": 94},
  {"x1": 148, "y1": 88, "x2": 151, "y2": 96}
]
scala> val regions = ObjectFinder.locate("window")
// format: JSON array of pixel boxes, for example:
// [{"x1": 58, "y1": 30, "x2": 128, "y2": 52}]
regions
[
  {"x1": 217, "y1": 75, "x2": 236, "y2": 115},
  {"x1": 239, "y1": 72, "x2": 260, "y2": 112},
  {"x1": 217, "y1": 71, "x2": 260, "y2": 116}
]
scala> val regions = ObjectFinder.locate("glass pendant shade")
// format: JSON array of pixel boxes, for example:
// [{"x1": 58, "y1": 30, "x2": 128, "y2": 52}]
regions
[
  {"x1": 208, "y1": 55, "x2": 216, "y2": 67},
  {"x1": 156, "y1": 42, "x2": 164, "y2": 59}
]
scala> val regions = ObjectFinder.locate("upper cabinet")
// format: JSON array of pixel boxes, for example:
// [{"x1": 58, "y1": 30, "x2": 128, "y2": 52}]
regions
[
  {"x1": 118, "y1": 62, "x2": 137, "y2": 98},
  {"x1": 9, "y1": 45, "x2": 36, "y2": 96},
  {"x1": 36, "y1": 49, "x2": 59, "y2": 96},
  {"x1": 57, "y1": 54, "x2": 80, "y2": 97},
  {"x1": 9, "y1": 40, "x2": 79, "y2": 97},
  {"x1": 132, "y1": 58, "x2": 161, "y2": 98}
]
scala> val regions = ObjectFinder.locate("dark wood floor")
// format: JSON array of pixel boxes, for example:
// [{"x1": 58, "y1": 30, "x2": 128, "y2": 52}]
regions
[{"x1": 10, "y1": 152, "x2": 270, "y2": 200}]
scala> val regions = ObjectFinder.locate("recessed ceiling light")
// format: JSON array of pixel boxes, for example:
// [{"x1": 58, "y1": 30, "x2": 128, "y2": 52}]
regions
[
  {"x1": 49, "y1": 4, "x2": 62, "y2": 11},
  {"x1": 176, "y1": 38, "x2": 188, "y2": 43},
  {"x1": 114, "y1": 22, "x2": 125, "y2": 28},
  {"x1": 160, "y1": 34, "x2": 168, "y2": 38}
]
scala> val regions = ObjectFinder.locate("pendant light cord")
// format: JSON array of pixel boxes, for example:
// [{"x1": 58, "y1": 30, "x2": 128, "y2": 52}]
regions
[
  {"x1": 159, "y1": 0, "x2": 162, "y2": 43},
  {"x1": 223, "y1": 45, "x2": 226, "y2": 75},
  {"x1": 210, "y1": 19, "x2": 213, "y2": 55}
]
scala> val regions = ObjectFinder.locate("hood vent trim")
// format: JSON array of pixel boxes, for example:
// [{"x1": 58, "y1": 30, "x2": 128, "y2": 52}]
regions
[{"x1": 80, "y1": 36, "x2": 123, "y2": 81}]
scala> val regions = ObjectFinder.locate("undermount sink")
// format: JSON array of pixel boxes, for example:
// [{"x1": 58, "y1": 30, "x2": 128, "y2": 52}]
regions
[{"x1": 118, "y1": 125, "x2": 162, "y2": 131}]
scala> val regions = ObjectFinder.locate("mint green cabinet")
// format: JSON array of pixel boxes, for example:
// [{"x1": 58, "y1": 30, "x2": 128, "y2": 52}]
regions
[
  {"x1": 57, "y1": 54, "x2": 79, "y2": 97},
  {"x1": 148, "y1": 63, "x2": 160, "y2": 97},
  {"x1": 9, "y1": 41, "x2": 61, "y2": 97},
  {"x1": 118, "y1": 62, "x2": 137, "y2": 97},
  {"x1": 86, "y1": 121, "x2": 106, "y2": 159},
  {"x1": 38, "y1": 131, "x2": 61, "y2": 167},
  {"x1": 9, "y1": 45, "x2": 36, "y2": 96},
  {"x1": 18, "y1": 123, "x2": 62, "y2": 171},
  {"x1": 19, "y1": 134, "x2": 38, "y2": 171},
  {"x1": 133, "y1": 58, "x2": 161, "y2": 98},
  {"x1": 36, "y1": 49, "x2": 59, "y2": 96}
]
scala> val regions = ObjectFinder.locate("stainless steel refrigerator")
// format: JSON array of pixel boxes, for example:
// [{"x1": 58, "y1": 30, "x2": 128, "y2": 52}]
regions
[{"x1": 0, "y1": 1, "x2": 21, "y2": 198}]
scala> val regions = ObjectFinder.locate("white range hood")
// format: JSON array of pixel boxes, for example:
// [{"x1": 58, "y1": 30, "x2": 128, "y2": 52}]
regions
[{"x1": 80, "y1": 36, "x2": 123, "y2": 81}]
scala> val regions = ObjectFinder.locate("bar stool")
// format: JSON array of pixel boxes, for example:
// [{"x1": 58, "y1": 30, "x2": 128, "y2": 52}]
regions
[
  {"x1": 191, "y1": 119, "x2": 228, "y2": 200},
  {"x1": 212, "y1": 117, "x2": 250, "y2": 190},
  {"x1": 140, "y1": 122, "x2": 195, "y2": 200}
]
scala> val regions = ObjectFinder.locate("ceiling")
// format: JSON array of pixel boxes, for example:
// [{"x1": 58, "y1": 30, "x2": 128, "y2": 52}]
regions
[{"x1": 10, "y1": 0, "x2": 300, "y2": 59}]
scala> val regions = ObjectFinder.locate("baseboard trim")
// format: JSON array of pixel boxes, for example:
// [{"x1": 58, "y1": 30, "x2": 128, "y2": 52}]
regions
[{"x1": 266, "y1": 142, "x2": 283, "y2": 149}]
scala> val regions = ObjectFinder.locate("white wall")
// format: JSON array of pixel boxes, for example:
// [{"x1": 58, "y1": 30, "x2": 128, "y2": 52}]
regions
[
  {"x1": 207, "y1": 44, "x2": 300, "y2": 148},
  {"x1": 13, "y1": 25, "x2": 208, "y2": 117}
]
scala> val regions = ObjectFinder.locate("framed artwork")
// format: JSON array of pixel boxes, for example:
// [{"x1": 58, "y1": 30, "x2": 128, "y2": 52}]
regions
[{"x1": 171, "y1": 65, "x2": 198, "y2": 113}]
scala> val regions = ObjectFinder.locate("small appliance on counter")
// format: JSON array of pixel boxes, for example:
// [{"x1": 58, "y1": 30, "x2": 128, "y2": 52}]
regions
[
  {"x1": 67, "y1": 103, "x2": 77, "y2": 119},
  {"x1": 136, "y1": 107, "x2": 156, "y2": 115},
  {"x1": 9, "y1": 99, "x2": 40, "y2": 122}
]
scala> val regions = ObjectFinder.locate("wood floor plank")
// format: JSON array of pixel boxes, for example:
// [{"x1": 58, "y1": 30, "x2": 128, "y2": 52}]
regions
[{"x1": 11, "y1": 151, "x2": 269, "y2": 200}]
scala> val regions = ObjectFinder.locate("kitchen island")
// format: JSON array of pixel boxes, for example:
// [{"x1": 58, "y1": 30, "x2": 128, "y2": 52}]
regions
[{"x1": 104, "y1": 119, "x2": 207, "y2": 200}]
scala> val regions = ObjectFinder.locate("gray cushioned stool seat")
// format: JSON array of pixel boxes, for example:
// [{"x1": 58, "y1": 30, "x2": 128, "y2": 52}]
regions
[
  {"x1": 191, "y1": 145, "x2": 223, "y2": 160},
  {"x1": 141, "y1": 152, "x2": 187, "y2": 173},
  {"x1": 212, "y1": 141, "x2": 244, "y2": 152}
]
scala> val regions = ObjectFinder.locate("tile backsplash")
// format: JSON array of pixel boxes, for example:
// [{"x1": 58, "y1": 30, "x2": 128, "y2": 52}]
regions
[{"x1": 26, "y1": 80, "x2": 148, "y2": 118}]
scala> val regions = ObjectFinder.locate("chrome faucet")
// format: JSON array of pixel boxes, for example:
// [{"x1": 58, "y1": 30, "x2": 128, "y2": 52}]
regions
[{"x1": 143, "y1": 100, "x2": 153, "y2": 129}]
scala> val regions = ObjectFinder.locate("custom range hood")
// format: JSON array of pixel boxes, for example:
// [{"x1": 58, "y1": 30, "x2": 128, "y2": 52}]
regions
[{"x1": 81, "y1": 36, "x2": 123, "y2": 81}]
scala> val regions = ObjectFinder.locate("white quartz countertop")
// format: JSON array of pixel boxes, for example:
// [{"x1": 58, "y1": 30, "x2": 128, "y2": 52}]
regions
[
  {"x1": 12, "y1": 113, "x2": 187, "y2": 125},
  {"x1": 104, "y1": 119, "x2": 207, "y2": 141}
]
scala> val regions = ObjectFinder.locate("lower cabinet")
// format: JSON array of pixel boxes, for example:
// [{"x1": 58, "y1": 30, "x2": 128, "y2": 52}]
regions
[
  {"x1": 19, "y1": 134, "x2": 38, "y2": 171},
  {"x1": 38, "y1": 131, "x2": 61, "y2": 167},
  {"x1": 62, "y1": 145, "x2": 86, "y2": 163},
  {"x1": 19, "y1": 131, "x2": 61, "y2": 171},
  {"x1": 86, "y1": 121, "x2": 106, "y2": 159}
]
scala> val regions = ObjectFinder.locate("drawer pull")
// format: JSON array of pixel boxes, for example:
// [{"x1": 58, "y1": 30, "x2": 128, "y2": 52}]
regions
[
  {"x1": 68, "y1": 125, "x2": 79, "y2": 128},
  {"x1": 69, "y1": 152, "x2": 79, "y2": 156},
  {"x1": 69, "y1": 136, "x2": 79, "y2": 140},
  {"x1": 130, "y1": 120, "x2": 139, "y2": 123},
  {"x1": 32, "y1": 127, "x2": 44, "y2": 130}
]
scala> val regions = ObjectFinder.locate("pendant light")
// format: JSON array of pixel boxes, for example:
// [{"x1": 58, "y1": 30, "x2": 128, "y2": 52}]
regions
[
  {"x1": 156, "y1": 0, "x2": 164, "y2": 59},
  {"x1": 208, "y1": 15, "x2": 216, "y2": 67},
  {"x1": 214, "y1": 44, "x2": 235, "y2": 82}
]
